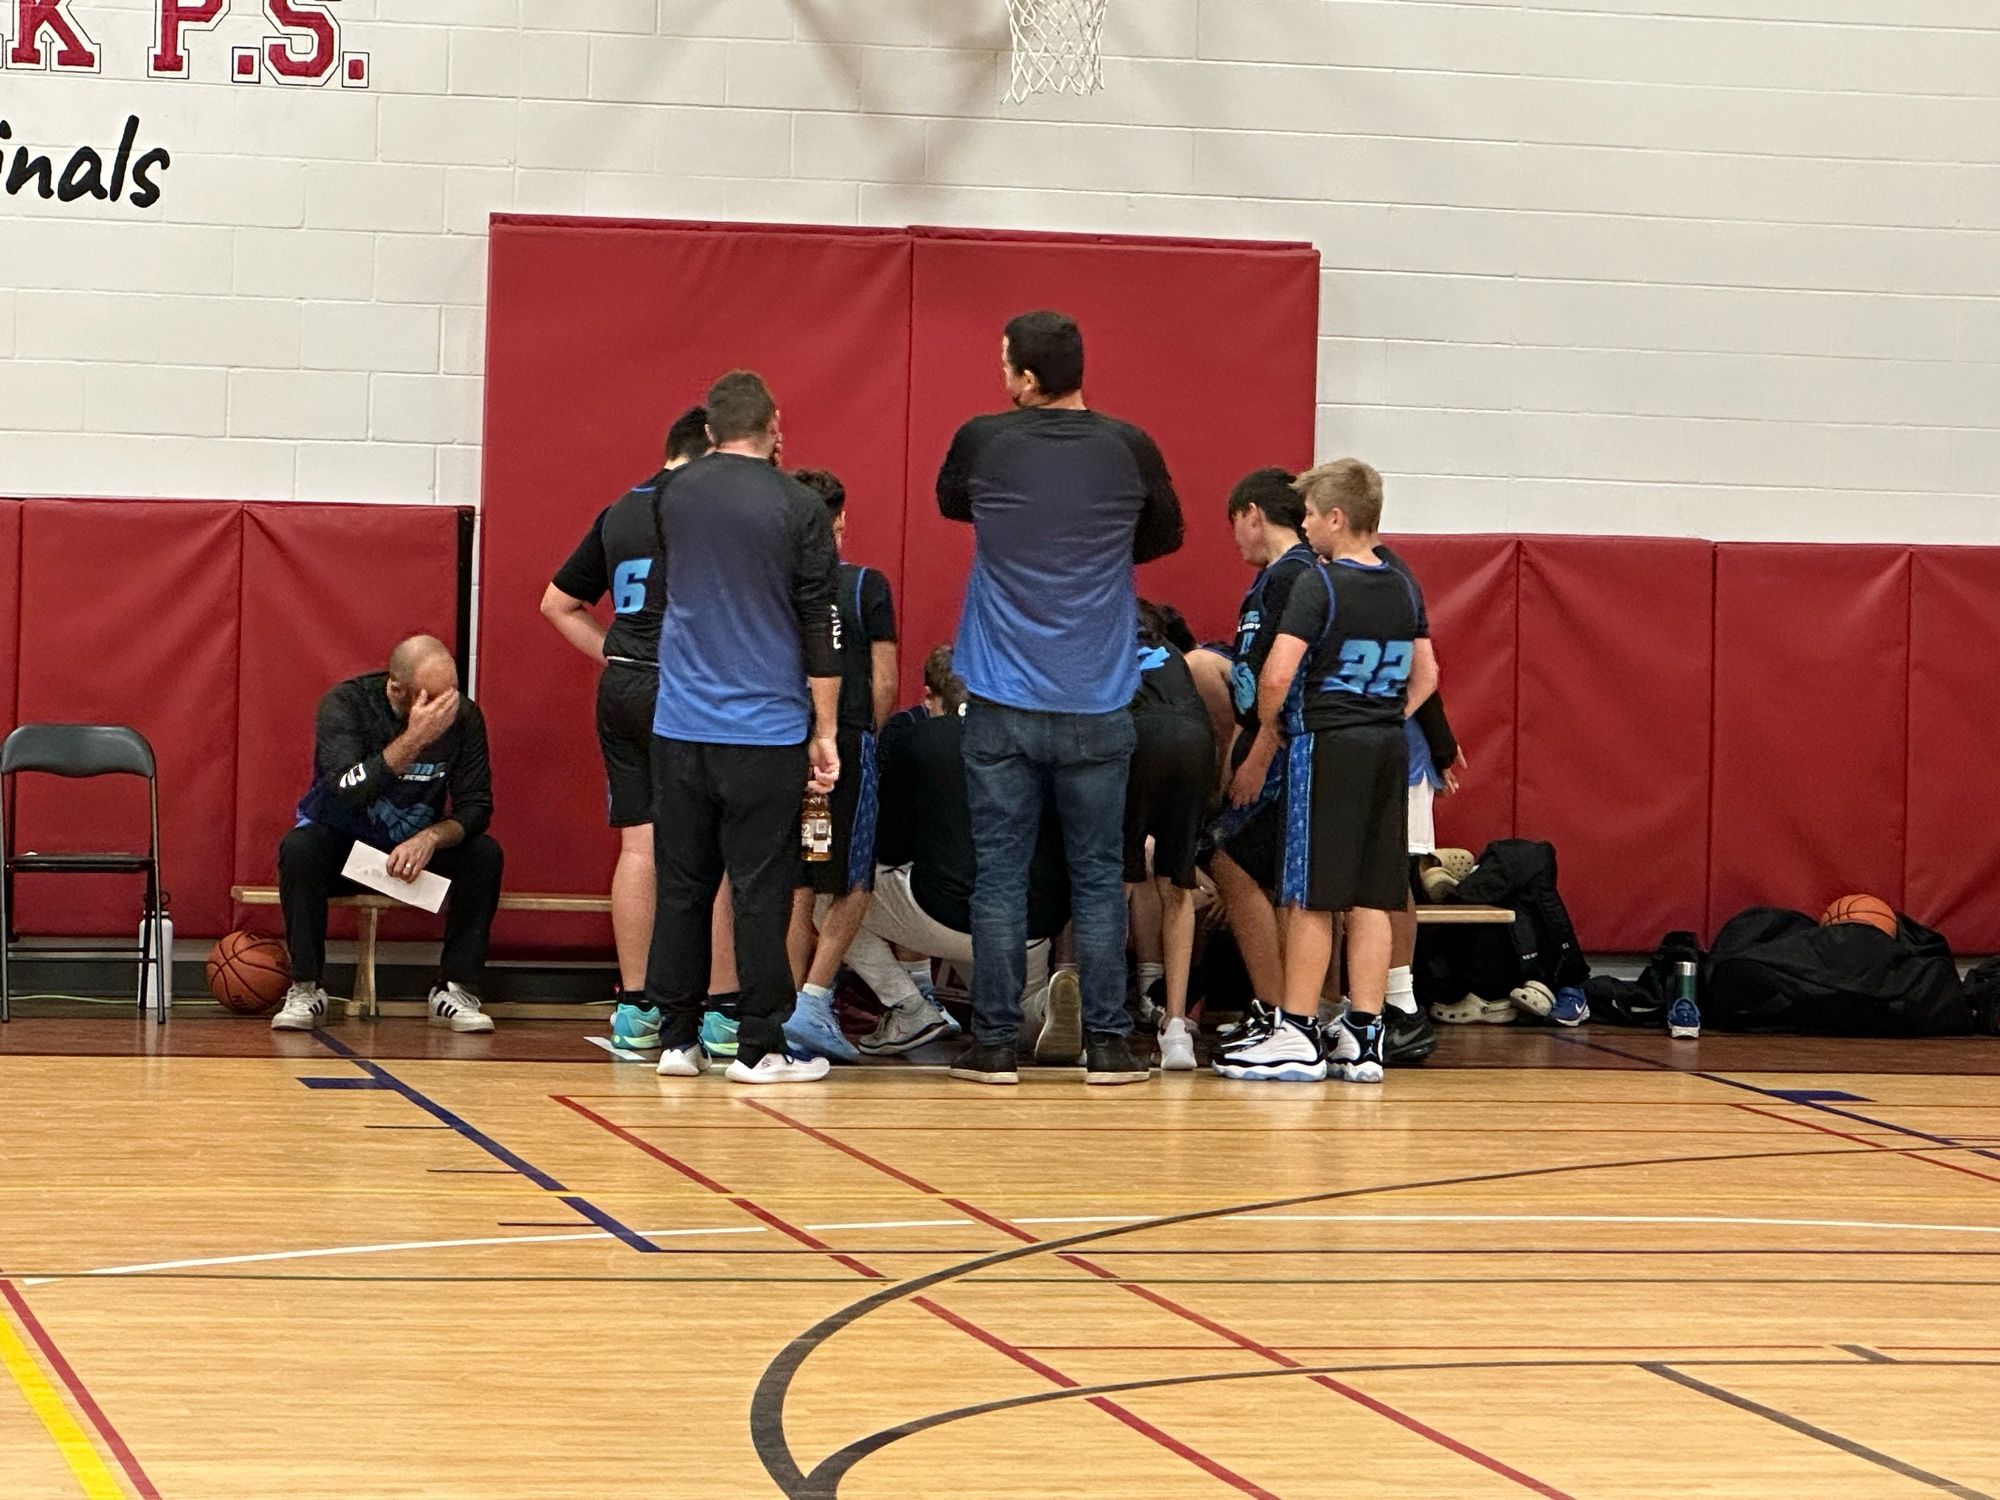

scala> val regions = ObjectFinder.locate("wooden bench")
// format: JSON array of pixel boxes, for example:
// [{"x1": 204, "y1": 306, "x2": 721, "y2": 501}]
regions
[
  {"x1": 229, "y1": 884, "x2": 1511, "y2": 1021},
  {"x1": 230, "y1": 887, "x2": 610, "y2": 1019}
]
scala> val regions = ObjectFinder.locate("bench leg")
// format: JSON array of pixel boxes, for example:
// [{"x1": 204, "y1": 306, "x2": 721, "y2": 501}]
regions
[{"x1": 355, "y1": 907, "x2": 379, "y2": 1022}]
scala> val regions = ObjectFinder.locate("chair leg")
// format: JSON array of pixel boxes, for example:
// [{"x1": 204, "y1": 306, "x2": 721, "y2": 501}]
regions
[
  {"x1": 1, "y1": 866, "x2": 11, "y2": 1025},
  {"x1": 355, "y1": 908, "x2": 379, "y2": 1022}
]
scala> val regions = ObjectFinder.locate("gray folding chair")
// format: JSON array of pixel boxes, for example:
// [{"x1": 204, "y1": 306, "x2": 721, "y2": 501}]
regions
[{"x1": 0, "y1": 725, "x2": 165, "y2": 1024}]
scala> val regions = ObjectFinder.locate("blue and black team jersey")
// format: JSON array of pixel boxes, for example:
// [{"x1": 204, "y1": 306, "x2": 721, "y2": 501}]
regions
[
  {"x1": 1277, "y1": 552, "x2": 1429, "y2": 733},
  {"x1": 938, "y1": 407, "x2": 1183, "y2": 715},
  {"x1": 1130, "y1": 630, "x2": 1210, "y2": 727},
  {"x1": 551, "y1": 472, "x2": 668, "y2": 665},
  {"x1": 1375, "y1": 543, "x2": 1459, "y2": 781},
  {"x1": 651, "y1": 453, "x2": 841, "y2": 747},
  {"x1": 835, "y1": 561, "x2": 897, "y2": 732},
  {"x1": 1229, "y1": 541, "x2": 1320, "y2": 734}
]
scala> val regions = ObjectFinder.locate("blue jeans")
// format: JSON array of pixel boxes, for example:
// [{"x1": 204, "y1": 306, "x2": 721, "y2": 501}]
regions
[{"x1": 963, "y1": 699, "x2": 1136, "y2": 1046}]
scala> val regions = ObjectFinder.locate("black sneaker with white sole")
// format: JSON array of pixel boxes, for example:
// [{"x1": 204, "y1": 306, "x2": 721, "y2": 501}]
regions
[
  {"x1": 948, "y1": 1041, "x2": 1020, "y2": 1085},
  {"x1": 1083, "y1": 1031, "x2": 1151, "y2": 1086}
]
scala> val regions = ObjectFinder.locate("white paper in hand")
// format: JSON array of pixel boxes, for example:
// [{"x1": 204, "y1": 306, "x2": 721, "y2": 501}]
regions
[{"x1": 341, "y1": 844, "x2": 452, "y2": 914}]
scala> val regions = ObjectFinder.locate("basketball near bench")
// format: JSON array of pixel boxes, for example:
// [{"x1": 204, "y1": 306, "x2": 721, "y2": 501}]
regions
[
  {"x1": 206, "y1": 932, "x2": 292, "y2": 1014},
  {"x1": 1819, "y1": 894, "x2": 1898, "y2": 938}
]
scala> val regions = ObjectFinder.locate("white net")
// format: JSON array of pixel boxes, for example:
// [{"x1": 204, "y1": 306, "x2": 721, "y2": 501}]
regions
[{"x1": 1005, "y1": 0, "x2": 1107, "y2": 103}]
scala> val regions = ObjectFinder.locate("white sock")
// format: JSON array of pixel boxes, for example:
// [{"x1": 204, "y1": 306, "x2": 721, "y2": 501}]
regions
[
  {"x1": 1385, "y1": 966, "x2": 1417, "y2": 1015},
  {"x1": 1137, "y1": 963, "x2": 1165, "y2": 995},
  {"x1": 906, "y1": 959, "x2": 935, "y2": 995},
  {"x1": 802, "y1": 982, "x2": 833, "y2": 1005}
]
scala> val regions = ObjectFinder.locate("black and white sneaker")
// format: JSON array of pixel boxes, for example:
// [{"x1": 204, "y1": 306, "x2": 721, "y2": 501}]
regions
[
  {"x1": 427, "y1": 982, "x2": 494, "y2": 1034},
  {"x1": 270, "y1": 981, "x2": 328, "y2": 1032},
  {"x1": 948, "y1": 1042, "x2": 1020, "y2": 1086},
  {"x1": 1083, "y1": 1031, "x2": 1151, "y2": 1086},
  {"x1": 1214, "y1": 997, "x2": 1276, "y2": 1043},
  {"x1": 1328, "y1": 1012, "x2": 1385, "y2": 1084},
  {"x1": 1213, "y1": 1011, "x2": 1327, "y2": 1082}
]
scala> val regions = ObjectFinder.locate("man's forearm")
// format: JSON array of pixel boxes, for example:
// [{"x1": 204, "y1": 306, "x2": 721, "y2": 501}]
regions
[
  {"x1": 381, "y1": 731, "x2": 422, "y2": 776},
  {"x1": 540, "y1": 586, "x2": 607, "y2": 663},
  {"x1": 428, "y1": 819, "x2": 466, "y2": 850},
  {"x1": 809, "y1": 676, "x2": 840, "y2": 740}
]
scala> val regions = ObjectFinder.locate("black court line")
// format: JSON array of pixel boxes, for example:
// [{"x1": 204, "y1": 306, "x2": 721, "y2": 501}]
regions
[
  {"x1": 1645, "y1": 1364, "x2": 1992, "y2": 1500},
  {"x1": 789, "y1": 1356, "x2": 2000, "y2": 1499},
  {"x1": 1559, "y1": 1034, "x2": 2000, "y2": 1172},
  {"x1": 747, "y1": 1135, "x2": 2000, "y2": 1498},
  {"x1": 1840, "y1": 1344, "x2": 1896, "y2": 1363}
]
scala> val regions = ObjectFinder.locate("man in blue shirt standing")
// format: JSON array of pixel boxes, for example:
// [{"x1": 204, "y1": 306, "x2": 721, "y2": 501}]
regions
[
  {"x1": 936, "y1": 310, "x2": 1184, "y2": 1086},
  {"x1": 643, "y1": 370, "x2": 844, "y2": 1085}
]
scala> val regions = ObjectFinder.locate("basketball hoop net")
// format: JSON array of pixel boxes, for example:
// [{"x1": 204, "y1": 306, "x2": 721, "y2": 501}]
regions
[{"x1": 1005, "y1": 0, "x2": 1107, "y2": 103}]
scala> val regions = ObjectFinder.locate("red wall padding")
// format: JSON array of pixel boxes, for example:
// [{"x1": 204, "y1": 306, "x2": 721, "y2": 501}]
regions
[
  {"x1": 233, "y1": 503, "x2": 462, "y2": 943},
  {"x1": 899, "y1": 228, "x2": 1320, "y2": 684},
  {"x1": 0, "y1": 501, "x2": 19, "y2": 749},
  {"x1": 1388, "y1": 535, "x2": 1518, "y2": 857},
  {"x1": 1518, "y1": 536, "x2": 1713, "y2": 951},
  {"x1": 13, "y1": 501, "x2": 243, "y2": 937},
  {"x1": 479, "y1": 217, "x2": 915, "y2": 951},
  {"x1": 1709, "y1": 544, "x2": 1910, "y2": 933},
  {"x1": 4, "y1": 498, "x2": 460, "y2": 942},
  {"x1": 1906, "y1": 548, "x2": 2000, "y2": 952}
]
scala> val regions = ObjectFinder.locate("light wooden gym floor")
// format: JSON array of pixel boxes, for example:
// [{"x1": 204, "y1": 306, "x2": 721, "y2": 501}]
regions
[{"x1": 3, "y1": 1015, "x2": 1999, "y2": 1499}]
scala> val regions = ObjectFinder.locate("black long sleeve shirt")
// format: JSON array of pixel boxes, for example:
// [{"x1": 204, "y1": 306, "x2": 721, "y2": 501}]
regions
[{"x1": 294, "y1": 672, "x2": 491, "y2": 849}]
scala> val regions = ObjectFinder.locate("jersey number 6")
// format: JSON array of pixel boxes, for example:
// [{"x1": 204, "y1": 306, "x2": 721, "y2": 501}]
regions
[{"x1": 612, "y1": 559, "x2": 651, "y2": 615}]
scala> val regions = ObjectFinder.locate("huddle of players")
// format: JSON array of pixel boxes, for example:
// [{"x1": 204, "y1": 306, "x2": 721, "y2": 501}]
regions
[{"x1": 546, "y1": 391, "x2": 1449, "y2": 1088}]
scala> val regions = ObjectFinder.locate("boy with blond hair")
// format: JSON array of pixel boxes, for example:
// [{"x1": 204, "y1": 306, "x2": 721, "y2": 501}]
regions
[{"x1": 1215, "y1": 460, "x2": 1437, "y2": 1084}]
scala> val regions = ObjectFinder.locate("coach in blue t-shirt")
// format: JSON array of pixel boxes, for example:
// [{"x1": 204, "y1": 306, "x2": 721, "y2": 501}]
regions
[
  {"x1": 643, "y1": 370, "x2": 844, "y2": 1085},
  {"x1": 936, "y1": 310, "x2": 1184, "y2": 1086}
]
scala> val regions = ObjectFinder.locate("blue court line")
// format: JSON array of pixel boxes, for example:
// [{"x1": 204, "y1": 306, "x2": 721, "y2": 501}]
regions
[
  {"x1": 559, "y1": 1196, "x2": 662, "y2": 1253},
  {"x1": 1767, "y1": 1088, "x2": 1871, "y2": 1103},
  {"x1": 1557, "y1": 1034, "x2": 2000, "y2": 1171},
  {"x1": 304, "y1": 1033, "x2": 658, "y2": 1251},
  {"x1": 1645, "y1": 1365, "x2": 1992, "y2": 1500}
]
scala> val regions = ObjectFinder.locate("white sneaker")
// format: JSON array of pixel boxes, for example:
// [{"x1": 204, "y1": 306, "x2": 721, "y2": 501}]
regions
[
  {"x1": 427, "y1": 982, "x2": 494, "y2": 1033},
  {"x1": 1158, "y1": 1017, "x2": 1197, "y2": 1070},
  {"x1": 270, "y1": 982, "x2": 328, "y2": 1031},
  {"x1": 656, "y1": 1045, "x2": 708, "y2": 1077},
  {"x1": 725, "y1": 1051, "x2": 832, "y2": 1085},
  {"x1": 1326, "y1": 1012, "x2": 1386, "y2": 1085}
]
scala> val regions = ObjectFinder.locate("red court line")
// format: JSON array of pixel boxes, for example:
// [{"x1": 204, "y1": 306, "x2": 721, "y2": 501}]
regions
[
  {"x1": 741, "y1": 1100, "x2": 944, "y2": 1192},
  {"x1": 1731, "y1": 1104, "x2": 2000, "y2": 1187},
  {"x1": 553, "y1": 1094, "x2": 1273, "y2": 1497},
  {"x1": 753, "y1": 1105, "x2": 1581, "y2": 1500},
  {"x1": 0, "y1": 1278, "x2": 163, "y2": 1500}
]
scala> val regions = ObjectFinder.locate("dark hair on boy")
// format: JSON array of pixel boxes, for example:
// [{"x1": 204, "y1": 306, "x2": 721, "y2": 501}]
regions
[
  {"x1": 791, "y1": 468, "x2": 847, "y2": 515},
  {"x1": 704, "y1": 370, "x2": 777, "y2": 444},
  {"x1": 923, "y1": 644, "x2": 967, "y2": 714},
  {"x1": 1226, "y1": 465, "x2": 1305, "y2": 533},
  {"x1": 1138, "y1": 598, "x2": 1197, "y2": 655},
  {"x1": 665, "y1": 405, "x2": 712, "y2": 463},
  {"x1": 1002, "y1": 310, "x2": 1084, "y2": 400}
]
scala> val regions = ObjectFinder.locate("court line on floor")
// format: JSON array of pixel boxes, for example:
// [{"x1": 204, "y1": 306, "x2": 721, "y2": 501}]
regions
[
  {"x1": 309, "y1": 1033, "x2": 661, "y2": 1250},
  {"x1": 742, "y1": 1134, "x2": 2000, "y2": 1499},
  {"x1": 0, "y1": 1279, "x2": 161, "y2": 1499},
  {"x1": 1731, "y1": 1102, "x2": 2000, "y2": 1187},
  {"x1": 549, "y1": 1094, "x2": 1278, "y2": 1500},
  {"x1": 795, "y1": 1355, "x2": 2000, "y2": 1498},
  {"x1": 743, "y1": 1101, "x2": 1578, "y2": 1500},
  {"x1": 21, "y1": 1208, "x2": 2000, "y2": 1288},
  {"x1": 1644, "y1": 1363, "x2": 1993, "y2": 1499}
]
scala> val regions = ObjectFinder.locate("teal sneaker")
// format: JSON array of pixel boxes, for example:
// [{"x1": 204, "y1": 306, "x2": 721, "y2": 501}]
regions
[
  {"x1": 699, "y1": 1008, "x2": 740, "y2": 1059},
  {"x1": 611, "y1": 1001, "x2": 662, "y2": 1051}
]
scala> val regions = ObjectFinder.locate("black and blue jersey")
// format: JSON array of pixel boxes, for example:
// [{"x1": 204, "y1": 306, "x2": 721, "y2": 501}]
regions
[
  {"x1": 1229, "y1": 541, "x2": 1321, "y2": 736},
  {"x1": 1277, "y1": 553, "x2": 1430, "y2": 733},
  {"x1": 651, "y1": 453, "x2": 841, "y2": 747},
  {"x1": 835, "y1": 562, "x2": 897, "y2": 733},
  {"x1": 295, "y1": 672, "x2": 492, "y2": 851},
  {"x1": 551, "y1": 472, "x2": 668, "y2": 666}
]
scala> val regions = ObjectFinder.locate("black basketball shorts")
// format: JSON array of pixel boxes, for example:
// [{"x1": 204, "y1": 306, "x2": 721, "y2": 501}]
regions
[
  {"x1": 1280, "y1": 723, "x2": 1409, "y2": 914},
  {"x1": 1124, "y1": 714, "x2": 1213, "y2": 889},
  {"x1": 596, "y1": 662, "x2": 658, "y2": 828}
]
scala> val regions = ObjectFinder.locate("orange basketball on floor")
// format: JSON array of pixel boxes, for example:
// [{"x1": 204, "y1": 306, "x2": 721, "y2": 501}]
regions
[
  {"x1": 1819, "y1": 894, "x2": 1898, "y2": 938},
  {"x1": 206, "y1": 931, "x2": 292, "y2": 1014}
]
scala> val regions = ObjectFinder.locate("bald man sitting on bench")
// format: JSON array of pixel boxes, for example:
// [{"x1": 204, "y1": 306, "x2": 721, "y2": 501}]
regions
[{"x1": 271, "y1": 635, "x2": 503, "y2": 1034}]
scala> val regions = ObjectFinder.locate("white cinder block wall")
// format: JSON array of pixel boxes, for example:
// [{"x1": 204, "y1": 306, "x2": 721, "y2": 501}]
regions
[{"x1": 2, "y1": 0, "x2": 1997, "y2": 540}]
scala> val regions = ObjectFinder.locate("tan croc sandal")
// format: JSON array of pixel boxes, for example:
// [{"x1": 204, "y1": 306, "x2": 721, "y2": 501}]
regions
[
  {"x1": 1431, "y1": 993, "x2": 1519, "y2": 1025},
  {"x1": 1434, "y1": 847, "x2": 1478, "y2": 883},
  {"x1": 1510, "y1": 981, "x2": 1556, "y2": 1018}
]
